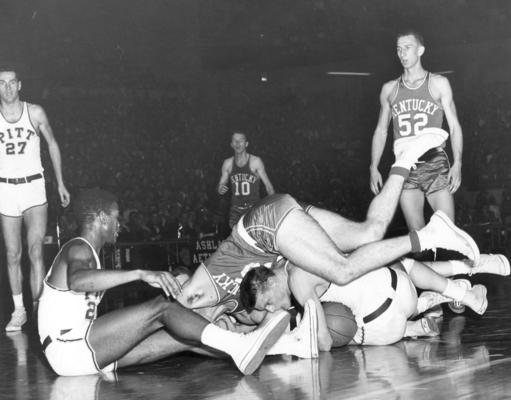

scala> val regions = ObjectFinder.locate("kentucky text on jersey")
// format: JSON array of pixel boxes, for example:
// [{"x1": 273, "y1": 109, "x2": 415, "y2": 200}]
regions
[
  {"x1": 230, "y1": 173, "x2": 257, "y2": 184},
  {"x1": 391, "y1": 99, "x2": 440, "y2": 118},
  {"x1": 212, "y1": 273, "x2": 240, "y2": 296}
]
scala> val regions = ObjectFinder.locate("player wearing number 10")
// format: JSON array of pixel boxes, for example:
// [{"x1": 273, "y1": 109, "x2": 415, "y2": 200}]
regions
[
  {"x1": 218, "y1": 132, "x2": 275, "y2": 228},
  {"x1": 0, "y1": 68, "x2": 70, "y2": 332},
  {"x1": 369, "y1": 30, "x2": 463, "y2": 234}
]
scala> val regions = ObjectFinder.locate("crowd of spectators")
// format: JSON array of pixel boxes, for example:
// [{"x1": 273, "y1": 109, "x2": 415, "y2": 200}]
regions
[{"x1": 37, "y1": 78, "x2": 510, "y2": 257}]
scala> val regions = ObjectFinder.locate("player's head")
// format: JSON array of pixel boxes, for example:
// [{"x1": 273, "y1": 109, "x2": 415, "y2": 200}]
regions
[
  {"x1": 0, "y1": 68, "x2": 21, "y2": 102},
  {"x1": 396, "y1": 29, "x2": 425, "y2": 68},
  {"x1": 230, "y1": 131, "x2": 249, "y2": 153},
  {"x1": 240, "y1": 266, "x2": 291, "y2": 313},
  {"x1": 73, "y1": 189, "x2": 120, "y2": 243}
]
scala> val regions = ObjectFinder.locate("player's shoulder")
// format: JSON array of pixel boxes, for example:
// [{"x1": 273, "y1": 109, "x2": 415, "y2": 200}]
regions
[
  {"x1": 429, "y1": 72, "x2": 450, "y2": 88},
  {"x1": 249, "y1": 154, "x2": 263, "y2": 165},
  {"x1": 381, "y1": 78, "x2": 399, "y2": 97},
  {"x1": 65, "y1": 238, "x2": 94, "y2": 260},
  {"x1": 222, "y1": 156, "x2": 234, "y2": 168},
  {"x1": 26, "y1": 102, "x2": 47, "y2": 121}
]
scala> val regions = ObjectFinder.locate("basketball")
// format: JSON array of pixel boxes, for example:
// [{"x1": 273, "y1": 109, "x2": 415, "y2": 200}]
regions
[{"x1": 323, "y1": 302, "x2": 357, "y2": 348}]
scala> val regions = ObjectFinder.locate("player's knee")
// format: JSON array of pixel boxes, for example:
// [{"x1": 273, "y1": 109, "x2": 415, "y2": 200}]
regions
[
  {"x1": 362, "y1": 219, "x2": 387, "y2": 243},
  {"x1": 5, "y1": 248, "x2": 22, "y2": 267},
  {"x1": 27, "y1": 242, "x2": 44, "y2": 262}
]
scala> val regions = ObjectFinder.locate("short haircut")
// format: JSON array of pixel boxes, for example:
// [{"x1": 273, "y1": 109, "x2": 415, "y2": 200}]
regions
[
  {"x1": 396, "y1": 29, "x2": 425, "y2": 46},
  {"x1": 0, "y1": 66, "x2": 20, "y2": 80},
  {"x1": 73, "y1": 188, "x2": 118, "y2": 227},
  {"x1": 239, "y1": 266, "x2": 275, "y2": 312},
  {"x1": 231, "y1": 131, "x2": 247, "y2": 141}
]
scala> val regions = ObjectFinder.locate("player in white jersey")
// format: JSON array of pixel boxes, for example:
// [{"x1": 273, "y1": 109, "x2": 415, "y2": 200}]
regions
[
  {"x1": 240, "y1": 253, "x2": 493, "y2": 348},
  {"x1": 0, "y1": 68, "x2": 70, "y2": 332},
  {"x1": 38, "y1": 188, "x2": 291, "y2": 376}
]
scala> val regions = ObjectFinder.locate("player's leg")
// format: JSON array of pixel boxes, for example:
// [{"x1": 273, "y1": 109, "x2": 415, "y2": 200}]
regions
[
  {"x1": 427, "y1": 188, "x2": 455, "y2": 221},
  {"x1": 2, "y1": 215, "x2": 27, "y2": 331},
  {"x1": 117, "y1": 328, "x2": 222, "y2": 367},
  {"x1": 400, "y1": 189, "x2": 426, "y2": 231},
  {"x1": 308, "y1": 174, "x2": 406, "y2": 252},
  {"x1": 308, "y1": 129, "x2": 449, "y2": 252},
  {"x1": 276, "y1": 208, "x2": 479, "y2": 287},
  {"x1": 23, "y1": 204, "x2": 48, "y2": 303},
  {"x1": 89, "y1": 295, "x2": 290, "y2": 375},
  {"x1": 400, "y1": 258, "x2": 488, "y2": 315}
]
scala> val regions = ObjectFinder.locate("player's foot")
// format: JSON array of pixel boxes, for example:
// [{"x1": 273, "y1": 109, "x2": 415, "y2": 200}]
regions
[
  {"x1": 424, "y1": 304, "x2": 444, "y2": 319},
  {"x1": 5, "y1": 308, "x2": 27, "y2": 332},
  {"x1": 289, "y1": 300, "x2": 319, "y2": 358},
  {"x1": 417, "y1": 210, "x2": 480, "y2": 264},
  {"x1": 471, "y1": 254, "x2": 510, "y2": 276},
  {"x1": 447, "y1": 279, "x2": 471, "y2": 314},
  {"x1": 404, "y1": 317, "x2": 440, "y2": 338},
  {"x1": 231, "y1": 310, "x2": 290, "y2": 375},
  {"x1": 416, "y1": 291, "x2": 452, "y2": 315},
  {"x1": 393, "y1": 127, "x2": 448, "y2": 170},
  {"x1": 461, "y1": 285, "x2": 488, "y2": 315}
]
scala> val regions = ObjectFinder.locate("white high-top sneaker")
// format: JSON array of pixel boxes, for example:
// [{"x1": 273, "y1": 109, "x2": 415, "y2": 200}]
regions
[
  {"x1": 268, "y1": 299, "x2": 319, "y2": 359},
  {"x1": 392, "y1": 127, "x2": 448, "y2": 170},
  {"x1": 229, "y1": 310, "x2": 291, "y2": 375},
  {"x1": 417, "y1": 211, "x2": 480, "y2": 264},
  {"x1": 471, "y1": 254, "x2": 510, "y2": 276}
]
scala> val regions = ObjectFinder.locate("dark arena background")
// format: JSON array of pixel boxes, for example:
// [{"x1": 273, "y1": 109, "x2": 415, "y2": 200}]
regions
[{"x1": 1, "y1": 1, "x2": 511, "y2": 399}]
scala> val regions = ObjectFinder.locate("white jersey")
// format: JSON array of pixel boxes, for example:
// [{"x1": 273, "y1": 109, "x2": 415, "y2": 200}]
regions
[
  {"x1": 0, "y1": 101, "x2": 43, "y2": 177},
  {"x1": 320, "y1": 267, "x2": 396, "y2": 327},
  {"x1": 38, "y1": 237, "x2": 104, "y2": 343}
]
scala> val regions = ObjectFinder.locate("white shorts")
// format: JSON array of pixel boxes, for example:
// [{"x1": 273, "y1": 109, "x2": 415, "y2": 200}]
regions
[
  {"x1": 0, "y1": 175, "x2": 47, "y2": 217},
  {"x1": 352, "y1": 267, "x2": 418, "y2": 346},
  {"x1": 42, "y1": 320, "x2": 117, "y2": 376}
]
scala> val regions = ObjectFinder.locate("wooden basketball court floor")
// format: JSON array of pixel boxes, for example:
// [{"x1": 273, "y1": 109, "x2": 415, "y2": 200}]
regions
[{"x1": 1, "y1": 272, "x2": 510, "y2": 400}]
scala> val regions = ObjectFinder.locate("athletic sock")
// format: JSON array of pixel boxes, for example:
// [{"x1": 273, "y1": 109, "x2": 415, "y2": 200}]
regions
[
  {"x1": 13, "y1": 294, "x2": 24, "y2": 310},
  {"x1": 442, "y1": 279, "x2": 466, "y2": 302},
  {"x1": 449, "y1": 260, "x2": 471, "y2": 276},
  {"x1": 201, "y1": 323, "x2": 239, "y2": 355}
]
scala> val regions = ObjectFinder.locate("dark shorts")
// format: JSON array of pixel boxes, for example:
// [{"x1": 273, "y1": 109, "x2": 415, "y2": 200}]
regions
[
  {"x1": 228, "y1": 204, "x2": 252, "y2": 228},
  {"x1": 404, "y1": 148, "x2": 450, "y2": 195},
  {"x1": 204, "y1": 194, "x2": 302, "y2": 313}
]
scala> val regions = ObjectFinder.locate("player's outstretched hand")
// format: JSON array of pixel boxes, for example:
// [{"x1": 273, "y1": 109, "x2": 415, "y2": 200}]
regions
[{"x1": 140, "y1": 270, "x2": 182, "y2": 299}]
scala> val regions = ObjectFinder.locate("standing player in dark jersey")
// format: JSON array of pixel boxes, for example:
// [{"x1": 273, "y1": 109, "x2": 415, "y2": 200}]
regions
[
  {"x1": 370, "y1": 30, "x2": 463, "y2": 236},
  {"x1": 218, "y1": 132, "x2": 275, "y2": 228}
]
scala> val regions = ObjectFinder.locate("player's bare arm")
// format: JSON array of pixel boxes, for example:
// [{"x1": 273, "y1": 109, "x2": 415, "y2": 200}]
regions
[
  {"x1": 29, "y1": 103, "x2": 70, "y2": 206},
  {"x1": 217, "y1": 157, "x2": 232, "y2": 195},
  {"x1": 65, "y1": 241, "x2": 181, "y2": 297},
  {"x1": 369, "y1": 81, "x2": 395, "y2": 195},
  {"x1": 288, "y1": 266, "x2": 332, "y2": 351},
  {"x1": 431, "y1": 74, "x2": 463, "y2": 193},
  {"x1": 252, "y1": 156, "x2": 275, "y2": 195}
]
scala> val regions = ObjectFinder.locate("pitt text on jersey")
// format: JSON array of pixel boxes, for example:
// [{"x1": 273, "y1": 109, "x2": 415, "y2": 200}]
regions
[{"x1": 0, "y1": 126, "x2": 37, "y2": 155}]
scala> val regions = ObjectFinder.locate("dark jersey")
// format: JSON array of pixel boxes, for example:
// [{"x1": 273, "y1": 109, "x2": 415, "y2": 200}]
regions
[{"x1": 390, "y1": 72, "x2": 444, "y2": 141}]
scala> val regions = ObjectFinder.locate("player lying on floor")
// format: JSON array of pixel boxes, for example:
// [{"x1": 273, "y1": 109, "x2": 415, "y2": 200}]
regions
[{"x1": 238, "y1": 253, "x2": 509, "y2": 348}]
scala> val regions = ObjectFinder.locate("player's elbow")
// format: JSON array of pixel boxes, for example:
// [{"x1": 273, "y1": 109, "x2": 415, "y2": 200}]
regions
[{"x1": 330, "y1": 267, "x2": 358, "y2": 286}]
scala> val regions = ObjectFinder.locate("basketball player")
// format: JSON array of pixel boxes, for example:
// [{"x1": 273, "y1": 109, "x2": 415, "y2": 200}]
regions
[
  {"x1": 369, "y1": 30, "x2": 463, "y2": 235},
  {"x1": 239, "y1": 252, "x2": 493, "y2": 348},
  {"x1": 176, "y1": 129, "x2": 478, "y2": 324},
  {"x1": 37, "y1": 189, "x2": 292, "y2": 376},
  {"x1": 0, "y1": 68, "x2": 70, "y2": 332},
  {"x1": 218, "y1": 132, "x2": 275, "y2": 228}
]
